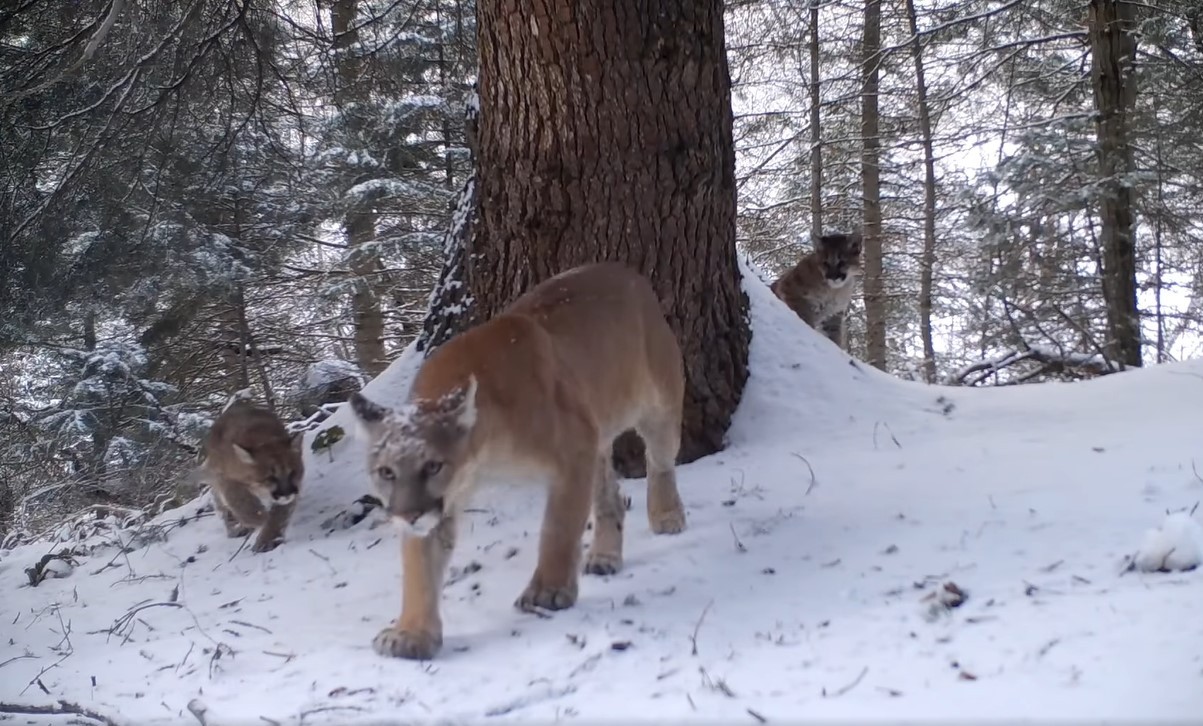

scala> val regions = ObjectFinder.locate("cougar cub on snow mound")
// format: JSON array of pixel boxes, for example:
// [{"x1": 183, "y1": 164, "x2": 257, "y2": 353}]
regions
[
  {"x1": 200, "y1": 400, "x2": 304, "y2": 553},
  {"x1": 349, "y1": 261, "x2": 687, "y2": 661},
  {"x1": 771, "y1": 231, "x2": 863, "y2": 348}
]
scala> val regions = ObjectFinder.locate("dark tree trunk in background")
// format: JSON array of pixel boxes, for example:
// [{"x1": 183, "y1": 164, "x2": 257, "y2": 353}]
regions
[
  {"x1": 860, "y1": 0, "x2": 887, "y2": 371},
  {"x1": 333, "y1": 0, "x2": 389, "y2": 377},
  {"x1": 905, "y1": 0, "x2": 939, "y2": 383},
  {"x1": 1089, "y1": 0, "x2": 1142, "y2": 368},
  {"x1": 423, "y1": 0, "x2": 751, "y2": 475},
  {"x1": 808, "y1": 0, "x2": 823, "y2": 239}
]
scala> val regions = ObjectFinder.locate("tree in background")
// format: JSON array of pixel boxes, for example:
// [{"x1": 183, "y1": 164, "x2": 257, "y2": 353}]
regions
[
  {"x1": 1089, "y1": 0, "x2": 1141, "y2": 368},
  {"x1": 860, "y1": 0, "x2": 887, "y2": 371}
]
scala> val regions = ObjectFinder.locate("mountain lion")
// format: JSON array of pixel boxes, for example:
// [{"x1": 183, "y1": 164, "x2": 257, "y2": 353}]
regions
[
  {"x1": 771, "y1": 231, "x2": 863, "y2": 348},
  {"x1": 200, "y1": 400, "x2": 304, "y2": 553},
  {"x1": 348, "y1": 262, "x2": 686, "y2": 660}
]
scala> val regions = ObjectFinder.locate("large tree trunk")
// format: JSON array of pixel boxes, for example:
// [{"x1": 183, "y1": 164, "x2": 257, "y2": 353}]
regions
[
  {"x1": 860, "y1": 0, "x2": 887, "y2": 370},
  {"x1": 424, "y1": 0, "x2": 751, "y2": 473},
  {"x1": 333, "y1": 0, "x2": 389, "y2": 377},
  {"x1": 904, "y1": 0, "x2": 938, "y2": 383},
  {"x1": 808, "y1": 0, "x2": 823, "y2": 239},
  {"x1": 1088, "y1": 0, "x2": 1141, "y2": 368}
]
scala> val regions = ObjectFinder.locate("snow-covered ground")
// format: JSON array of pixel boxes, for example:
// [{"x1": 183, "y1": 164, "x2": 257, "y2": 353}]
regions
[{"x1": 3, "y1": 262, "x2": 1202, "y2": 724}]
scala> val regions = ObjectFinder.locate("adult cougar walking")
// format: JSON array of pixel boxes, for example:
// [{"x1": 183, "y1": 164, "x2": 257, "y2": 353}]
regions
[{"x1": 349, "y1": 262, "x2": 686, "y2": 660}]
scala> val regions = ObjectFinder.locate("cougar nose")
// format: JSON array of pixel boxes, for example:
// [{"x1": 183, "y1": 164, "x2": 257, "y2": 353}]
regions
[{"x1": 272, "y1": 477, "x2": 297, "y2": 498}]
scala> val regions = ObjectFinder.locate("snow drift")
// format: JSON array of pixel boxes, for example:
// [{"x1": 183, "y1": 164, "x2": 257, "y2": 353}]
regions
[{"x1": 2, "y1": 257, "x2": 1202, "y2": 724}]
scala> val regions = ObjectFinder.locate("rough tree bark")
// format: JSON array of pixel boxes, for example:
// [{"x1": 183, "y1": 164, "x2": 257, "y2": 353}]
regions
[
  {"x1": 808, "y1": 0, "x2": 823, "y2": 239},
  {"x1": 860, "y1": 0, "x2": 887, "y2": 370},
  {"x1": 904, "y1": 0, "x2": 938, "y2": 383},
  {"x1": 422, "y1": 0, "x2": 751, "y2": 473},
  {"x1": 1088, "y1": 0, "x2": 1142, "y2": 368},
  {"x1": 333, "y1": 0, "x2": 389, "y2": 377}
]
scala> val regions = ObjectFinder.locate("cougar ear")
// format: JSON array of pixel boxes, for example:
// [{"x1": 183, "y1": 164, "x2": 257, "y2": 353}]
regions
[
  {"x1": 845, "y1": 231, "x2": 863, "y2": 256},
  {"x1": 439, "y1": 376, "x2": 478, "y2": 431},
  {"x1": 347, "y1": 391, "x2": 390, "y2": 437},
  {"x1": 232, "y1": 444, "x2": 255, "y2": 465}
]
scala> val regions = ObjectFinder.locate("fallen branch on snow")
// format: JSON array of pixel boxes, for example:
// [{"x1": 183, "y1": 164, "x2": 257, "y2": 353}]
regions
[
  {"x1": 0, "y1": 700, "x2": 120, "y2": 725},
  {"x1": 948, "y1": 345, "x2": 1115, "y2": 387}
]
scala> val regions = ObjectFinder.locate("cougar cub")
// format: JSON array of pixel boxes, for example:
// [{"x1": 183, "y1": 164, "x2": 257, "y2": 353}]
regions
[
  {"x1": 200, "y1": 400, "x2": 304, "y2": 553},
  {"x1": 770, "y1": 231, "x2": 863, "y2": 348}
]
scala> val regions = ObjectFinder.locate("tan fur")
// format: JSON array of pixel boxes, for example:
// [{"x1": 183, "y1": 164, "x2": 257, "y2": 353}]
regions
[
  {"x1": 771, "y1": 231, "x2": 863, "y2": 348},
  {"x1": 199, "y1": 400, "x2": 305, "y2": 553},
  {"x1": 349, "y1": 262, "x2": 686, "y2": 660}
]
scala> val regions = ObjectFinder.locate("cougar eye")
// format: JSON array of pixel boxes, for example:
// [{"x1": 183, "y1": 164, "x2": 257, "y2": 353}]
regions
[
  {"x1": 376, "y1": 466, "x2": 395, "y2": 481},
  {"x1": 421, "y1": 460, "x2": 443, "y2": 478}
]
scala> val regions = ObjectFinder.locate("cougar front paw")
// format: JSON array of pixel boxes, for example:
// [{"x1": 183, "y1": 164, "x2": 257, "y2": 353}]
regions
[
  {"x1": 373, "y1": 627, "x2": 442, "y2": 660},
  {"x1": 250, "y1": 534, "x2": 284, "y2": 553},
  {"x1": 583, "y1": 550, "x2": 622, "y2": 576},
  {"x1": 225, "y1": 523, "x2": 254, "y2": 539},
  {"x1": 648, "y1": 508, "x2": 686, "y2": 535},
  {"x1": 515, "y1": 580, "x2": 578, "y2": 612}
]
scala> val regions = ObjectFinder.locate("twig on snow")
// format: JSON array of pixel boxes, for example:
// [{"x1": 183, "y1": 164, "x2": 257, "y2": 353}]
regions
[
  {"x1": 103, "y1": 602, "x2": 183, "y2": 641},
  {"x1": 52, "y1": 605, "x2": 73, "y2": 655},
  {"x1": 729, "y1": 523, "x2": 746, "y2": 553},
  {"x1": 18, "y1": 653, "x2": 71, "y2": 695},
  {"x1": 822, "y1": 666, "x2": 868, "y2": 698},
  {"x1": 699, "y1": 666, "x2": 736, "y2": 697},
  {"x1": 227, "y1": 531, "x2": 253, "y2": 562},
  {"x1": 747, "y1": 707, "x2": 768, "y2": 723},
  {"x1": 298, "y1": 705, "x2": 366, "y2": 723},
  {"x1": 689, "y1": 600, "x2": 714, "y2": 656},
  {"x1": 176, "y1": 642, "x2": 195, "y2": 673},
  {"x1": 308, "y1": 548, "x2": 337, "y2": 575},
  {"x1": 872, "y1": 422, "x2": 902, "y2": 450},
  {"x1": 0, "y1": 653, "x2": 35, "y2": 670},
  {"x1": 790, "y1": 453, "x2": 817, "y2": 495},
  {"x1": 1036, "y1": 638, "x2": 1061, "y2": 658}
]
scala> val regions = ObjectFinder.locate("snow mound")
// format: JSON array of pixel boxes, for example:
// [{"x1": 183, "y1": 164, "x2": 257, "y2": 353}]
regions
[{"x1": 1131, "y1": 511, "x2": 1203, "y2": 572}]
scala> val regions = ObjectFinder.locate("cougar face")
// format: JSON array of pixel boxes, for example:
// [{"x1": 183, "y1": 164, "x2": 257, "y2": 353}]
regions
[
  {"x1": 818, "y1": 232, "x2": 863, "y2": 289},
  {"x1": 348, "y1": 380, "x2": 477, "y2": 536},
  {"x1": 229, "y1": 432, "x2": 304, "y2": 507}
]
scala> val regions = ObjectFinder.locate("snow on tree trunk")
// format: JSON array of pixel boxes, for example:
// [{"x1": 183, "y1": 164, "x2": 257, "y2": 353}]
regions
[
  {"x1": 423, "y1": 0, "x2": 751, "y2": 474},
  {"x1": 1089, "y1": 0, "x2": 1142, "y2": 369},
  {"x1": 418, "y1": 89, "x2": 480, "y2": 355}
]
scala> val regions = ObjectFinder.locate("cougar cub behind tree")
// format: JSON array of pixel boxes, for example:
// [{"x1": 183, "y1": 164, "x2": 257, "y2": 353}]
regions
[
  {"x1": 770, "y1": 231, "x2": 863, "y2": 348},
  {"x1": 200, "y1": 400, "x2": 305, "y2": 553}
]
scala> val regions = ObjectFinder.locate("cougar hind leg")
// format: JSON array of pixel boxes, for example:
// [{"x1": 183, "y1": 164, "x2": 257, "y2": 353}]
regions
[{"x1": 636, "y1": 411, "x2": 685, "y2": 535}]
